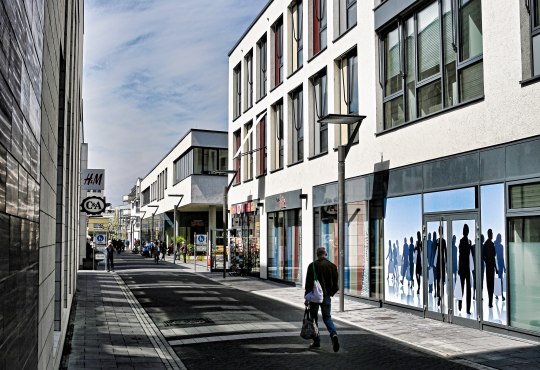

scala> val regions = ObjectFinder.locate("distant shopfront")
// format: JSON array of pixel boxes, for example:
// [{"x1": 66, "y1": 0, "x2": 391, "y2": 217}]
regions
[
  {"x1": 265, "y1": 190, "x2": 303, "y2": 284},
  {"x1": 231, "y1": 200, "x2": 261, "y2": 276}
]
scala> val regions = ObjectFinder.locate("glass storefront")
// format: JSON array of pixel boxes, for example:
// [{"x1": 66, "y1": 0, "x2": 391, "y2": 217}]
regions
[
  {"x1": 231, "y1": 206, "x2": 261, "y2": 276},
  {"x1": 267, "y1": 209, "x2": 302, "y2": 284},
  {"x1": 314, "y1": 201, "x2": 369, "y2": 297}
]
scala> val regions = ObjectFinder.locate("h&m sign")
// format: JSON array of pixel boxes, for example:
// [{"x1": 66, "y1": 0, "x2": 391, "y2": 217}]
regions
[{"x1": 81, "y1": 169, "x2": 105, "y2": 191}]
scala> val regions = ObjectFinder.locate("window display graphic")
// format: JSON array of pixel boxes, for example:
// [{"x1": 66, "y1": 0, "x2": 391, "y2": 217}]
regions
[
  {"x1": 384, "y1": 195, "x2": 423, "y2": 308},
  {"x1": 481, "y1": 184, "x2": 507, "y2": 325}
]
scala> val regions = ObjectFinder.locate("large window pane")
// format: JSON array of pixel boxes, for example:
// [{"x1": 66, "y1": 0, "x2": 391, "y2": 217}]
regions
[
  {"x1": 533, "y1": 34, "x2": 540, "y2": 77},
  {"x1": 384, "y1": 96, "x2": 405, "y2": 129},
  {"x1": 418, "y1": 2, "x2": 441, "y2": 80},
  {"x1": 346, "y1": 0, "x2": 357, "y2": 29},
  {"x1": 405, "y1": 17, "x2": 416, "y2": 121},
  {"x1": 385, "y1": 28, "x2": 402, "y2": 96},
  {"x1": 348, "y1": 54, "x2": 358, "y2": 114},
  {"x1": 193, "y1": 148, "x2": 203, "y2": 174},
  {"x1": 443, "y1": 0, "x2": 457, "y2": 107},
  {"x1": 459, "y1": 61, "x2": 483, "y2": 101},
  {"x1": 509, "y1": 216, "x2": 540, "y2": 333},
  {"x1": 535, "y1": 0, "x2": 540, "y2": 28},
  {"x1": 510, "y1": 182, "x2": 540, "y2": 209},
  {"x1": 424, "y1": 187, "x2": 476, "y2": 212},
  {"x1": 460, "y1": 0, "x2": 483, "y2": 62},
  {"x1": 418, "y1": 80, "x2": 442, "y2": 117}
]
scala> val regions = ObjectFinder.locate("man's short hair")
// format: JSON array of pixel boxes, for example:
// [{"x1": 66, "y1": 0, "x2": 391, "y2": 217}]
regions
[{"x1": 316, "y1": 247, "x2": 327, "y2": 257}]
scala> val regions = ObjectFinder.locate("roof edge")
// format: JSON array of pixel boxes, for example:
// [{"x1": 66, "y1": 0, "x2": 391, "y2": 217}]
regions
[{"x1": 228, "y1": 0, "x2": 274, "y2": 57}]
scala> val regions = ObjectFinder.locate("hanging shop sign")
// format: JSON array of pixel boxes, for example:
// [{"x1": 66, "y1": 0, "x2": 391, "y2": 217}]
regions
[
  {"x1": 81, "y1": 196, "x2": 106, "y2": 215},
  {"x1": 265, "y1": 190, "x2": 302, "y2": 213},
  {"x1": 231, "y1": 200, "x2": 257, "y2": 215},
  {"x1": 81, "y1": 169, "x2": 105, "y2": 191}
]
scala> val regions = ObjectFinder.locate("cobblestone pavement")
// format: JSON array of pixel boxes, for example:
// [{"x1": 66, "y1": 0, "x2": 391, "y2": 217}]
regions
[{"x1": 61, "y1": 253, "x2": 540, "y2": 369}]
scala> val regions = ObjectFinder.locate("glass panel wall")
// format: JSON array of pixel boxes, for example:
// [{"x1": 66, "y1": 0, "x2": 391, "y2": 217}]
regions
[
  {"x1": 481, "y1": 184, "x2": 507, "y2": 325},
  {"x1": 508, "y1": 216, "x2": 540, "y2": 333},
  {"x1": 267, "y1": 209, "x2": 302, "y2": 283},
  {"x1": 424, "y1": 187, "x2": 476, "y2": 213},
  {"x1": 384, "y1": 194, "x2": 423, "y2": 308}
]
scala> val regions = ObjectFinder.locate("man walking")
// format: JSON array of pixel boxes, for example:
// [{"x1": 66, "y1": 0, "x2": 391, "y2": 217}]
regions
[
  {"x1": 105, "y1": 240, "x2": 115, "y2": 272},
  {"x1": 304, "y1": 247, "x2": 339, "y2": 352}
]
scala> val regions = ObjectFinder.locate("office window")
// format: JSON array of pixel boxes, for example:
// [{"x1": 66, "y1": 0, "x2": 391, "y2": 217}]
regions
[
  {"x1": 337, "y1": 49, "x2": 359, "y2": 145},
  {"x1": 257, "y1": 35, "x2": 268, "y2": 99},
  {"x1": 233, "y1": 63, "x2": 241, "y2": 118},
  {"x1": 312, "y1": 0, "x2": 327, "y2": 55},
  {"x1": 337, "y1": 0, "x2": 357, "y2": 36},
  {"x1": 272, "y1": 101, "x2": 284, "y2": 170},
  {"x1": 245, "y1": 51, "x2": 253, "y2": 110},
  {"x1": 381, "y1": 0, "x2": 483, "y2": 130},
  {"x1": 311, "y1": 70, "x2": 328, "y2": 155},
  {"x1": 256, "y1": 115, "x2": 267, "y2": 177},
  {"x1": 290, "y1": 87, "x2": 304, "y2": 163},
  {"x1": 233, "y1": 130, "x2": 241, "y2": 185},
  {"x1": 244, "y1": 121, "x2": 253, "y2": 181},
  {"x1": 290, "y1": 0, "x2": 303, "y2": 72},
  {"x1": 273, "y1": 18, "x2": 284, "y2": 87}
]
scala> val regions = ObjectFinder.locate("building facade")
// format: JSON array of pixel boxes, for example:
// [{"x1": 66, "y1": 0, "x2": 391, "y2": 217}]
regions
[
  {"x1": 228, "y1": 0, "x2": 540, "y2": 339},
  {"x1": 0, "y1": 0, "x2": 84, "y2": 369},
  {"x1": 139, "y1": 129, "x2": 227, "y2": 261}
]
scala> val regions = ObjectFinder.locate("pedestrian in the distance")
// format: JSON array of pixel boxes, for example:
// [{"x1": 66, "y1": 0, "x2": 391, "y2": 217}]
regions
[
  {"x1": 174, "y1": 242, "x2": 180, "y2": 264},
  {"x1": 160, "y1": 241, "x2": 166, "y2": 260},
  {"x1": 105, "y1": 240, "x2": 115, "y2": 272},
  {"x1": 181, "y1": 242, "x2": 187, "y2": 263},
  {"x1": 153, "y1": 240, "x2": 160, "y2": 264},
  {"x1": 304, "y1": 247, "x2": 339, "y2": 352}
]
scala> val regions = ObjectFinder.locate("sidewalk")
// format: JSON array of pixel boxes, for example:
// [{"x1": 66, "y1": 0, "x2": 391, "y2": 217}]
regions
[{"x1": 63, "y1": 255, "x2": 539, "y2": 369}]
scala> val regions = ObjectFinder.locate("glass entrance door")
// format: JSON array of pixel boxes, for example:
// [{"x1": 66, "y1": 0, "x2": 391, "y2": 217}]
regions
[{"x1": 424, "y1": 213, "x2": 479, "y2": 326}]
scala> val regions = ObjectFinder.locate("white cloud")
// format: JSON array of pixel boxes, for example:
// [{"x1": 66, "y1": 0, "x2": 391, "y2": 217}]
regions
[{"x1": 83, "y1": 0, "x2": 267, "y2": 205}]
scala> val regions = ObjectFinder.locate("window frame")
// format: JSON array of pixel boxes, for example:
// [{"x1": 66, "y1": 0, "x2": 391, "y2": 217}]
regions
[
  {"x1": 530, "y1": 0, "x2": 540, "y2": 77},
  {"x1": 272, "y1": 101, "x2": 284, "y2": 171},
  {"x1": 244, "y1": 121, "x2": 254, "y2": 181},
  {"x1": 312, "y1": 0, "x2": 328, "y2": 55},
  {"x1": 256, "y1": 115, "x2": 267, "y2": 177},
  {"x1": 346, "y1": 0, "x2": 357, "y2": 30},
  {"x1": 290, "y1": 1, "x2": 304, "y2": 72},
  {"x1": 337, "y1": 48, "x2": 359, "y2": 145},
  {"x1": 257, "y1": 35, "x2": 268, "y2": 100},
  {"x1": 311, "y1": 69, "x2": 328, "y2": 155},
  {"x1": 290, "y1": 86, "x2": 304, "y2": 163},
  {"x1": 273, "y1": 19, "x2": 284, "y2": 87},
  {"x1": 233, "y1": 63, "x2": 242, "y2": 119},
  {"x1": 245, "y1": 51, "x2": 253, "y2": 110},
  {"x1": 380, "y1": 0, "x2": 484, "y2": 131},
  {"x1": 233, "y1": 130, "x2": 241, "y2": 185}
]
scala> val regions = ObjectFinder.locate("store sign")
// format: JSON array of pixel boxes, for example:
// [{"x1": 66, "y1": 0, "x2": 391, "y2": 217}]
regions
[
  {"x1": 231, "y1": 201, "x2": 257, "y2": 215},
  {"x1": 265, "y1": 189, "x2": 302, "y2": 213},
  {"x1": 81, "y1": 169, "x2": 105, "y2": 191},
  {"x1": 81, "y1": 196, "x2": 106, "y2": 215}
]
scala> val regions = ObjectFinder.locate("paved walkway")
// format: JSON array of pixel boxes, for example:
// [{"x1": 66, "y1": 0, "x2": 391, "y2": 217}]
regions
[{"x1": 62, "y1": 254, "x2": 540, "y2": 369}]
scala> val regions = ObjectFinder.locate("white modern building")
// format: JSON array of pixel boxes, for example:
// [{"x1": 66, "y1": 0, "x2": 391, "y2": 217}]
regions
[
  {"x1": 139, "y1": 129, "x2": 228, "y2": 260},
  {"x1": 228, "y1": 0, "x2": 540, "y2": 339}
]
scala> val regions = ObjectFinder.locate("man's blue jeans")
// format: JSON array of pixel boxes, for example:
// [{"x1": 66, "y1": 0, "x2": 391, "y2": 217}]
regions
[{"x1": 310, "y1": 296, "x2": 337, "y2": 344}]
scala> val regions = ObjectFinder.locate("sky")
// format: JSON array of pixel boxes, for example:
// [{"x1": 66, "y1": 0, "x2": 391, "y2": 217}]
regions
[{"x1": 83, "y1": 0, "x2": 267, "y2": 206}]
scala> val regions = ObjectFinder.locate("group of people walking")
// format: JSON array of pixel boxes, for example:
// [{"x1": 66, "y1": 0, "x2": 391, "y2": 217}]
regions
[{"x1": 386, "y1": 232, "x2": 423, "y2": 294}]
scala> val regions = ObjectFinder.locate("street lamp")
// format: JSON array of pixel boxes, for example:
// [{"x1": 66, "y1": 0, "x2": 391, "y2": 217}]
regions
[
  {"x1": 147, "y1": 205, "x2": 159, "y2": 241},
  {"x1": 212, "y1": 169, "x2": 238, "y2": 278},
  {"x1": 168, "y1": 194, "x2": 184, "y2": 256},
  {"x1": 318, "y1": 113, "x2": 366, "y2": 312}
]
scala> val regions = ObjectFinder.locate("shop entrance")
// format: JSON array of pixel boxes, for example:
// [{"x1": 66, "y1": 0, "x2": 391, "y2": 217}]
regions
[{"x1": 423, "y1": 212, "x2": 480, "y2": 327}]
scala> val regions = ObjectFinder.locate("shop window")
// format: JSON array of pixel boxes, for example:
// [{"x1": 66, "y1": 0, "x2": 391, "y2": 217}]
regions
[
  {"x1": 380, "y1": 0, "x2": 483, "y2": 130},
  {"x1": 233, "y1": 129, "x2": 241, "y2": 185},
  {"x1": 508, "y1": 215, "x2": 540, "y2": 333},
  {"x1": 311, "y1": 69, "x2": 328, "y2": 155},
  {"x1": 243, "y1": 121, "x2": 253, "y2": 181},
  {"x1": 311, "y1": 0, "x2": 327, "y2": 56},
  {"x1": 290, "y1": 1, "x2": 303, "y2": 73},
  {"x1": 257, "y1": 35, "x2": 267, "y2": 100},
  {"x1": 290, "y1": 87, "x2": 304, "y2": 163},
  {"x1": 256, "y1": 115, "x2": 267, "y2": 177},
  {"x1": 272, "y1": 18, "x2": 284, "y2": 88},
  {"x1": 244, "y1": 51, "x2": 253, "y2": 110},
  {"x1": 233, "y1": 63, "x2": 241, "y2": 119},
  {"x1": 271, "y1": 100, "x2": 284, "y2": 171},
  {"x1": 267, "y1": 209, "x2": 302, "y2": 283},
  {"x1": 336, "y1": 48, "x2": 359, "y2": 147},
  {"x1": 314, "y1": 201, "x2": 369, "y2": 297},
  {"x1": 383, "y1": 194, "x2": 423, "y2": 308},
  {"x1": 480, "y1": 184, "x2": 507, "y2": 325}
]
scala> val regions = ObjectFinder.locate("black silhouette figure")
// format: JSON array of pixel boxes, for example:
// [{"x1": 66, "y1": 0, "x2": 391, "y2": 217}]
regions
[
  {"x1": 435, "y1": 226, "x2": 447, "y2": 307},
  {"x1": 458, "y1": 224, "x2": 473, "y2": 315},
  {"x1": 483, "y1": 229, "x2": 497, "y2": 308},
  {"x1": 414, "y1": 231, "x2": 422, "y2": 294}
]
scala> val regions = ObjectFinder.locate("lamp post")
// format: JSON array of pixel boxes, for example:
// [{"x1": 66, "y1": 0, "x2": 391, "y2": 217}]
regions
[
  {"x1": 212, "y1": 169, "x2": 239, "y2": 278},
  {"x1": 147, "y1": 205, "x2": 159, "y2": 242},
  {"x1": 168, "y1": 194, "x2": 184, "y2": 258},
  {"x1": 318, "y1": 113, "x2": 366, "y2": 312}
]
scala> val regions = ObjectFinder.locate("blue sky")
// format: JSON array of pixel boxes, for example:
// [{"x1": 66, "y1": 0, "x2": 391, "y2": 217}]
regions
[{"x1": 83, "y1": 0, "x2": 267, "y2": 205}]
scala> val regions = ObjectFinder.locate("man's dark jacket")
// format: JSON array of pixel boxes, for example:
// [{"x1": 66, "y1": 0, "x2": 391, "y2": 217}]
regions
[{"x1": 305, "y1": 258, "x2": 339, "y2": 298}]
